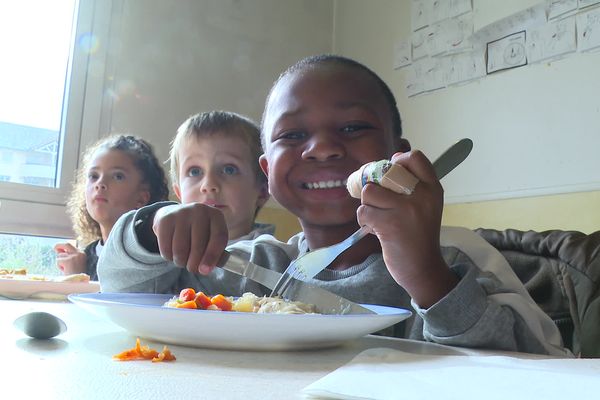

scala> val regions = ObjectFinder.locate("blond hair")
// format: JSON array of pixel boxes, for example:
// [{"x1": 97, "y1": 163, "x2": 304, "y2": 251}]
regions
[{"x1": 169, "y1": 111, "x2": 266, "y2": 187}]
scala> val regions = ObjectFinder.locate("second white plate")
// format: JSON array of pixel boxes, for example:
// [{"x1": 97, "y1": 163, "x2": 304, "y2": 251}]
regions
[{"x1": 0, "y1": 278, "x2": 100, "y2": 300}]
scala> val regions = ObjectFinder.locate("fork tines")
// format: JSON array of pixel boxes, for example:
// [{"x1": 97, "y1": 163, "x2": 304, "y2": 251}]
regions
[{"x1": 270, "y1": 261, "x2": 299, "y2": 297}]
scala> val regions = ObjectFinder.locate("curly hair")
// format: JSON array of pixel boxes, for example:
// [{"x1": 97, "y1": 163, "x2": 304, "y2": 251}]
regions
[{"x1": 67, "y1": 134, "x2": 169, "y2": 245}]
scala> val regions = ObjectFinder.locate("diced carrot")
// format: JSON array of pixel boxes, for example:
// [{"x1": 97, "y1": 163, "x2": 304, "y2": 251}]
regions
[
  {"x1": 179, "y1": 288, "x2": 196, "y2": 302},
  {"x1": 194, "y1": 291, "x2": 212, "y2": 309},
  {"x1": 211, "y1": 294, "x2": 232, "y2": 311},
  {"x1": 175, "y1": 300, "x2": 198, "y2": 309}
]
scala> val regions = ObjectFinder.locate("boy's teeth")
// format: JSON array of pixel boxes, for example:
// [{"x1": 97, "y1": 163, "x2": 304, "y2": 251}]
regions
[{"x1": 305, "y1": 179, "x2": 347, "y2": 189}]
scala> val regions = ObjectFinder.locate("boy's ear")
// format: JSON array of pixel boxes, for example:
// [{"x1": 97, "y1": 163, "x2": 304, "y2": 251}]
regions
[
  {"x1": 172, "y1": 183, "x2": 182, "y2": 201},
  {"x1": 259, "y1": 154, "x2": 269, "y2": 177}
]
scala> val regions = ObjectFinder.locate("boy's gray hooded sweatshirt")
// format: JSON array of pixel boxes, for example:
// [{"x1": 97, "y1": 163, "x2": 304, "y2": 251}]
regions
[{"x1": 98, "y1": 203, "x2": 569, "y2": 356}]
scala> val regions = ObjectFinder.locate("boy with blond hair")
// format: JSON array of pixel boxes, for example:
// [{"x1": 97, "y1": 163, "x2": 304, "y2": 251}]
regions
[{"x1": 166, "y1": 111, "x2": 272, "y2": 243}]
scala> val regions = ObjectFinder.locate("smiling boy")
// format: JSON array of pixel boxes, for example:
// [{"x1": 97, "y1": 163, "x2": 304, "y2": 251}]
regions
[
  {"x1": 99, "y1": 56, "x2": 568, "y2": 356},
  {"x1": 257, "y1": 57, "x2": 460, "y2": 309}
]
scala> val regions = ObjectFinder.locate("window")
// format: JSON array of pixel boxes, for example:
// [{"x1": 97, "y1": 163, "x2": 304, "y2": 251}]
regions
[
  {"x1": 0, "y1": 0, "x2": 112, "y2": 269},
  {"x1": 0, "y1": 0, "x2": 74, "y2": 189},
  {"x1": 0, "y1": 233, "x2": 72, "y2": 276}
]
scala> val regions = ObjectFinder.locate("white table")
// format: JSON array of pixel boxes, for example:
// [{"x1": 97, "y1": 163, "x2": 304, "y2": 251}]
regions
[
  {"x1": 3, "y1": 298, "x2": 587, "y2": 400},
  {"x1": 2, "y1": 297, "x2": 481, "y2": 399}
]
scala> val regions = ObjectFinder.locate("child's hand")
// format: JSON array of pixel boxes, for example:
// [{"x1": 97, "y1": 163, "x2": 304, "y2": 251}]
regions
[
  {"x1": 355, "y1": 150, "x2": 458, "y2": 308},
  {"x1": 54, "y1": 243, "x2": 87, "y2": 275},
  {"x1": 152, "y1": 203, "x2": 229, "y2": 275}
]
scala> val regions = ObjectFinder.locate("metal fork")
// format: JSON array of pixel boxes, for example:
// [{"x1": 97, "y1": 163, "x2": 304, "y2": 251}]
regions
[
  {"x1": 269, "y1": 138, "x2": 473, "y2": 298},
  {"x1": 270, "y1": 225, "x2": 371, "y2": 297}
]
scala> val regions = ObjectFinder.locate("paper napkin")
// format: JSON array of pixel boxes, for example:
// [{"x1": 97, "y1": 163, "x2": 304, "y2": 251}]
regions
[{"x1": 302, "y1": 348, "x2": 599, "y2": 400}]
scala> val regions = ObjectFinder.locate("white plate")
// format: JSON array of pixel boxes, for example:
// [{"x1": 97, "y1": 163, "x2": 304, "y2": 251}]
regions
[
  {"x1": 68, "y1": 293, "x2": 412, "y2": 351},
  {"x1": 0, "y1": 278, "x2": 100, "y2": 300}
]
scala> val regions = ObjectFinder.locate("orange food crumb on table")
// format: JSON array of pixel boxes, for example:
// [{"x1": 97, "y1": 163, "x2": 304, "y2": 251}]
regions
[{"x1": 113, "y1": 338, "x2": 176, "y2": 362}]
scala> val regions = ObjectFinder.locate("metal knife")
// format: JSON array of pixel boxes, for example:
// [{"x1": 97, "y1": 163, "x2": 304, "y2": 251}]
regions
[
  {"x1": 218, "y1": 251, "x2": 373, "y2": 315},
  {"x1": 432, "y1": 138, "x2": 473, "y2": 181}
]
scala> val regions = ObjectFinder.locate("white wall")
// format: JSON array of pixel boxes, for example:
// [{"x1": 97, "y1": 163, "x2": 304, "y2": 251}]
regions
[
  {"x1": 77, "y1": 0, "x2": 599, "y2": 234},
  {"x1": 97, "y1": 0, "x2": 334, "y2": 169},
  {"x1": 333, "y1": 0, "x2": 600, "y2": 204}
]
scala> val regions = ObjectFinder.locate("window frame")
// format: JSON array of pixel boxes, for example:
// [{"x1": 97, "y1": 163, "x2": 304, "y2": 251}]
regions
[{"x1": 0, "y1": 0, "x2": 113, "y2": 238}]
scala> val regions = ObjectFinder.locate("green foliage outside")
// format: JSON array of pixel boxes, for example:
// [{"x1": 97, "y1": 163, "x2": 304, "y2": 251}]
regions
[{"x1": 0, "y1": 234, "x2": 66, "y2": 276}]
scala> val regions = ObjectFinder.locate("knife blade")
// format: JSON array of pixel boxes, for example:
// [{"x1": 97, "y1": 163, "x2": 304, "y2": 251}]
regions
[
  {"x1": 432, "y1": 138, "x2": 473, "y2": 180},
  {"x1": 218, "y1": 251, "x2": 374, "y2": 315}
]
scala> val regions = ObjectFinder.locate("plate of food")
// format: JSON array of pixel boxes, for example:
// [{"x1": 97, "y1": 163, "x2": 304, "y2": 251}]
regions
[
  {"x1": 0, "y1": 269, "x2": 100, "y2": 300},
  {"x1": 68, "y1": 291, "x2": 412, "y2": 350}
]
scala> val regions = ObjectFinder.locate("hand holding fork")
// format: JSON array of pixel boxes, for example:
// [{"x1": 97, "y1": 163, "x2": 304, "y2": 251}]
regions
[{"x1": 270, "y1": 139, "x2": 473, "y2": 298}]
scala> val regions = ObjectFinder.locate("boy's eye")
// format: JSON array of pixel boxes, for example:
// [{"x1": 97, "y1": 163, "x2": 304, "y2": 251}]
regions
[
  {"x1": 340, "y1": 123, "x2": 372, "y2": 134},
  {"x1": 222, "y1": 165, "x2": 239, "y2": 176},
  {"x1": 278, "y1": 130, "x2": 306, "y2": 141},
  {"x1": 87, "y1": 172, "x2": 98, "y2": 181},
  {"x1": 188, "y1": 167, "x2": 202, "y2": 177},
  {"x1": 114, "y1": 172, "x2": 125, "y2": 181}
]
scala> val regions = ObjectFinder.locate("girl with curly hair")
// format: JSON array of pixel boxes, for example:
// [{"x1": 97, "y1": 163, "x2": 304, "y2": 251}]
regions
[{"x1": 54, "y1": 134, "x2": 169, "y2": 280}]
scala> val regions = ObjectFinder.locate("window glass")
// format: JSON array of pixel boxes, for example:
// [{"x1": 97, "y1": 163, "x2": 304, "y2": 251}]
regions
[
  {"x1": 0, "y1": 0, "x2": 77, "y2": 188},
  {"x1": 0, "y1": 0, "x2": 111, "y2": 263},
  {"x1": 0, "y1": 233, "x2": 69, "y2": 276}
]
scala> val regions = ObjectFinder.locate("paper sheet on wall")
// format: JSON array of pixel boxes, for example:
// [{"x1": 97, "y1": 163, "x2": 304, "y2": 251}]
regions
[
  {"x1": 445, "y1": 50, "x2": 486, "y2": 85},
  {"x1": 401, "y1": 0, "x2": 599, "y2": 100},
  {"x1": 471, "y1": 3, "x2": 547, "y2": 48},
  {"x1": 405, "y1": 58, "x2": 427, "y2": 97},
  {"x1": 422, "y1": 56, "x2": 446, "y2": 92},
  {"x1": 393, "y1": 39, "x2": 412, "y2": 69},
  {"x1": 412, "y1": 28, "x2": 429, "y2": 60},
  {"x1": 430, "y1": 0, "x2": 472, "y2": 25},
  {"x1": 579, "y1": 0, "x2": 600, "y2": 10},
  {"x1": 412, "y1": 0, "x2": 430, "y2": 31},
  {"x1": 548, "y1": 0, "x2": 578, "y2": 20},
  {"x1": 487, "y1": 31, "x2": 528, "y2": 73},
  {"x1": 426, "y1": 13, "x2": 474, "y2": 56},
  {"x1": 406, "y1": 57, "x2": 446, "y2": 95},
  {"x1": 412, "y1": 0, "x2": 472, "y2": 28},
  {"x1": 577, "y1": 6, "x2": 600, "y2": 51},
  {"x1": 527, "y1": 17, "x2": 577, "y2": 63}
]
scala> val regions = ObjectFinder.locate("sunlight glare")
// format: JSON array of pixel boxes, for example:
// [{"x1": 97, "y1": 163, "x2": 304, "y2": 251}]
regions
[{"x1": 0, "y1": 0, "x2": 77, "y2": 130}]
